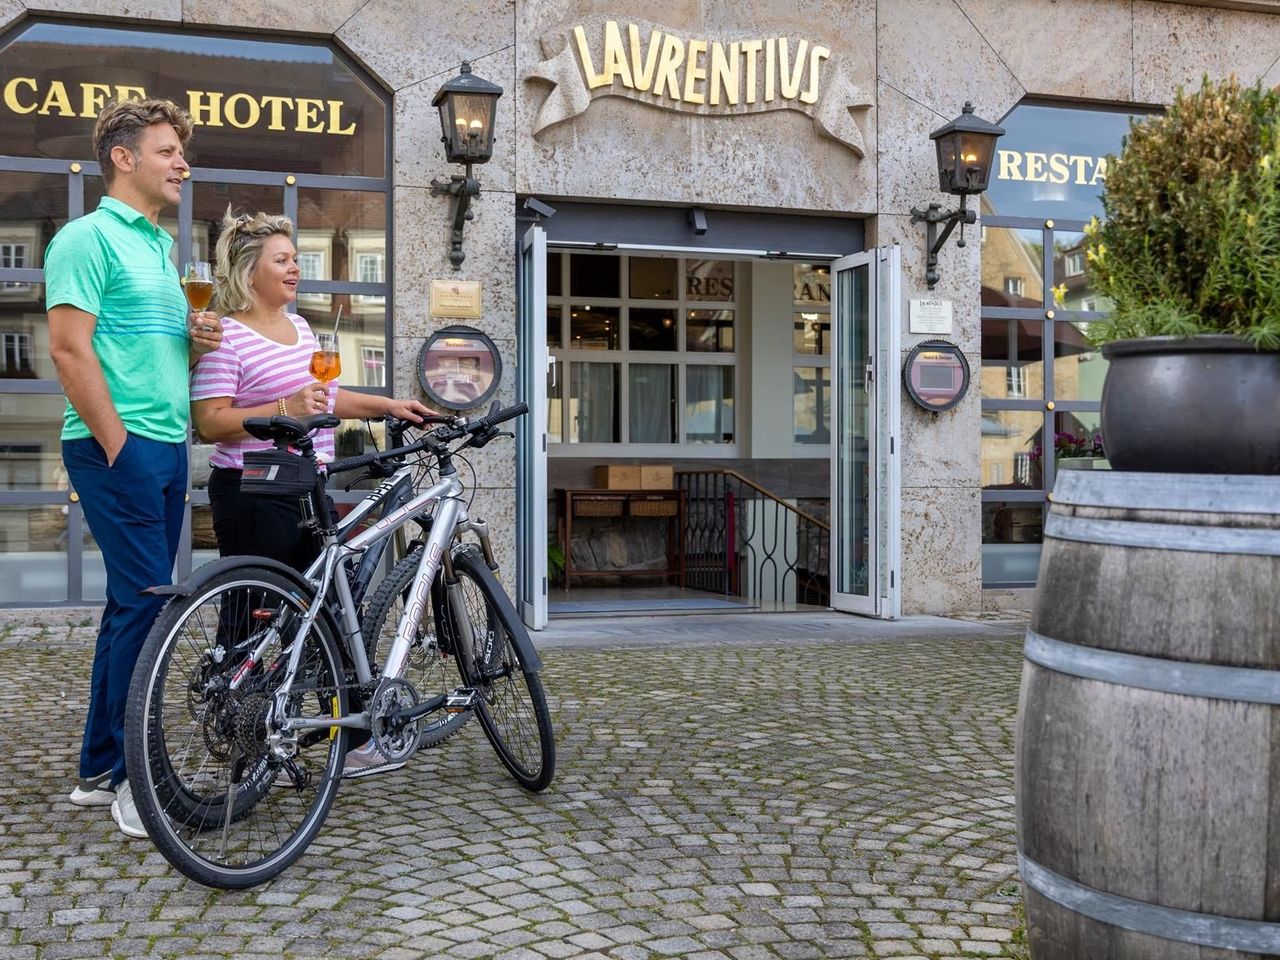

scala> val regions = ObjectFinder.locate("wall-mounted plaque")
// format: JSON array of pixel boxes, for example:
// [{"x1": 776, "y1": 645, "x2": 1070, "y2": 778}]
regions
[
  {"x1": 429, "y1": 279, "x2": 483, "y2": 319},
  {"x1": 417, "y1": 325, "x2": 502, "y2": 411},
  {"x1": 909, "y1": 297, "x2": 953, "y2": 335}
]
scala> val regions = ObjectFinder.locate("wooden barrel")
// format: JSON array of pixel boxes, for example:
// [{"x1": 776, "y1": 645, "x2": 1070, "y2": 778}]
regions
[{"x1": 1018, "y1": 470, "x2": 1280, "y2": 960}]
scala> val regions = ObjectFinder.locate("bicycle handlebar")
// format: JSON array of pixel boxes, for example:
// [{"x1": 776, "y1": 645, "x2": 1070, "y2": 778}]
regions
[{"x1": 327, "y1": 402, "x2": 529, "y2": 475}]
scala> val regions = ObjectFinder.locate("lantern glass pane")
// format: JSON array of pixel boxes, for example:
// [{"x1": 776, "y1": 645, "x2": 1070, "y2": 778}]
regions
[
  {"x1": 453, "y1": 93, "x2": 496, "y2": 159},
  {"x1": 437, "y1": 96, "x2": 461, "y2": 154},
  {"x1": 936, "y1": 133, "x2": 961, "y2": 193},
  {"x1": 960, "y1": 131, "x2": 999, "y2": 191}
]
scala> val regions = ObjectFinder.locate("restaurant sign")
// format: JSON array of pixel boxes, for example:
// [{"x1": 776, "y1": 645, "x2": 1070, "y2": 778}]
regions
[{"x1": 527, "y1": 18, "x2": 871, "y2": 155}]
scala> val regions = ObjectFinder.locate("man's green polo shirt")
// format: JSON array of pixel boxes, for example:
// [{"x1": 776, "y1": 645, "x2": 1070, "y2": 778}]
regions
[{"x1": 45, "y1": 196, "x2": 190, "y2": 444}]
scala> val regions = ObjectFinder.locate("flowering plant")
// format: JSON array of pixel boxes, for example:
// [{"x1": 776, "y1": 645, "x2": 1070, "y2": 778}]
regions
[{"x1": 1030, "y1": 431, "x2": 1105, "y2": 463}]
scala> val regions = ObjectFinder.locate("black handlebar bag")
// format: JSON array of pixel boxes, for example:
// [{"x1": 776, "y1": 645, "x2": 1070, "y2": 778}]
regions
[{"x1": 240, "y1": 448, "x2": 317, "y2": 497}]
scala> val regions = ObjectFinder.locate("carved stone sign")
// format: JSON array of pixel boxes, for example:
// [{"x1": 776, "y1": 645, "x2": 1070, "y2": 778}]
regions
[{"x1": 526, "y1": 17, "x2": 871, "y2": 155}]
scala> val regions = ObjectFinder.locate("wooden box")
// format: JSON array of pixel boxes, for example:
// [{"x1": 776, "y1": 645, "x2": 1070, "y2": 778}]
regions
[
  {"x1": 640, "y1": 464, "x2": 674, "y2": 489},
  {"x1": 594, "y1": 464, "x2": 641, "y2": 489}
]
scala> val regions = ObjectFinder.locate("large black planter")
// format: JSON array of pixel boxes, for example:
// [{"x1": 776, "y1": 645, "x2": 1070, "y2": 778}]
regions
[{"x1": 1100, "y1": 335, "x2": 1280, "y2": 473}]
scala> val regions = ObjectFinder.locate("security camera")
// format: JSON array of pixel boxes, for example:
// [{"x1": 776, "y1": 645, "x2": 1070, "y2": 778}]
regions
[{"x1": 524, "y1": 197, "x2": 557, "y2": 218}]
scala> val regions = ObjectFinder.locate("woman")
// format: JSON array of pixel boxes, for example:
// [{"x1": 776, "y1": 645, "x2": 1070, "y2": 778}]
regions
[{"x1": 191, "y1": 209, "x2": 431, "y2": 776}]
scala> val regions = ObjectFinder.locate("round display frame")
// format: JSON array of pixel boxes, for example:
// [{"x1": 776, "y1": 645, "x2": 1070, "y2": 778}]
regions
[
  {"x1": 903, "y1": 339, "x2": 970, "y2": 413},
  {"x1": 416, "y1": 325, "x2": 502, "y2": 412}
]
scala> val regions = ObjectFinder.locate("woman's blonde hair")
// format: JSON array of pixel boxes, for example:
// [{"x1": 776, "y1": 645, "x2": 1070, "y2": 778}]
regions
[{"x1": 213, "y1": 207, "x2": 294, "y2": 313}]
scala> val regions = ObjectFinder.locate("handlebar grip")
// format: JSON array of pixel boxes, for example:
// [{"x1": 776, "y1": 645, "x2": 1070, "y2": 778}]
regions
[
  {"x1": 476, "y1": 402, "x2": 528, "y2": 432},
  {"x1": 328, "y1": 452, "x2": 378, "y2": 475}
]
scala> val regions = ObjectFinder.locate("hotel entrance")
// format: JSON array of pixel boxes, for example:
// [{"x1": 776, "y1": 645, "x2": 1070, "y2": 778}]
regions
[{"x1": 515, "y1": 203, "x2": 900, "y2": 628}]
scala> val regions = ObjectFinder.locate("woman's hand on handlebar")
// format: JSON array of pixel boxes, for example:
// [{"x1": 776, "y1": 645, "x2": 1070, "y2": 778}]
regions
[{"x1": 383, "y1": 397, "x2": 437, "y2": 425}]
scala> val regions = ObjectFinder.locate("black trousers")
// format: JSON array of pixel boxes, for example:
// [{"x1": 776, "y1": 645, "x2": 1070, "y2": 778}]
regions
[{"x1": 208, "y1": 466, "x2": 335, "y2": 569}]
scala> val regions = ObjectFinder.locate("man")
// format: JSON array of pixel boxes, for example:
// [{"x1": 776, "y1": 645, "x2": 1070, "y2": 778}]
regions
[{"x1": 47, "y1": 99, "x2": 222, "y2": 838}]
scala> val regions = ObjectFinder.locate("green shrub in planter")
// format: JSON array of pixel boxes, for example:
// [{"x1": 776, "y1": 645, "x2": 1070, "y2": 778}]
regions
[{"x1": 1086, "y1": 77, "x2": 1280, "y2": 347}]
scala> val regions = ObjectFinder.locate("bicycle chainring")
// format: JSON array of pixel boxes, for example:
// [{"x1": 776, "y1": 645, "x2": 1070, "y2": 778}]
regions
[{"x1": 369, "y1": 677, "x2": 421, "y2": 763}]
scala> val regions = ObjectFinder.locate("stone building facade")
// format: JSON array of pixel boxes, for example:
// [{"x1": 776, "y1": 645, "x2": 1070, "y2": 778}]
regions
[{"x1": 0, "y1": 0, "x2": 1276, "y2": 616}]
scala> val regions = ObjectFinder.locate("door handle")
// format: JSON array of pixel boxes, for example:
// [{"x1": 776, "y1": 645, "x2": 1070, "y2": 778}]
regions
[
  {"x1": 863, "y1": 356, "x2": 874, "y2": 393},
  {"x1": 546, "y1": 356, "x2": 557, "y2": 388}
]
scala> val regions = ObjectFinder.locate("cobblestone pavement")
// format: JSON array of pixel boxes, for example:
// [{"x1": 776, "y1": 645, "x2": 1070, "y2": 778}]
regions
[{"x1": 0, "y1": 611, "x2": 1028, "y2": 960}]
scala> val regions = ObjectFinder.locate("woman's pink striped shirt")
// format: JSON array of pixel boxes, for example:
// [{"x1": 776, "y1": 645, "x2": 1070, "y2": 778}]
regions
[{"x1": 191, "y1": 313, "x2": 338, "y2": 469}]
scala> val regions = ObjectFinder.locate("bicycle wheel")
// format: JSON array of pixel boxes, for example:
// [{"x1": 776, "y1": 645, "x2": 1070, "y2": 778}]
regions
[
  {"x1": 361, "y1": 546, "x2": 471, "y2": 748},
  {"x1": 444, "y1": 546, "x2": 555, "y2": 792},
  {"x1": 125, "y1": 565, "x2": 348, "y2": 889}
]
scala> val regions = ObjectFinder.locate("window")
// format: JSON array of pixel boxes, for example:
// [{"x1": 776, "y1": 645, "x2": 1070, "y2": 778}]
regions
[
  {"x1": 297, "y1": 252, "x2": 323, "y2": 280},
  {"x1": 1065, "y1": 252, "x2": 1084, "y2": 277},
  {"x1": 0, "y1": 333, "x2": 33, "y2": 374},
  {"x1": 548, "y1": 253, "x2": 736, "y2": 449},
  {"x1": 361, "y1": 346, "x2": 386, "y2": 388},
  {"x1": 1, "y1": 243, "x2": 27, "y2": 290},
  {"x1": 357, "y1": 253, "x2": 384, "y2": 284},
  {"x1": 793, "y1": 263, "x2": 831, "y2": 445},
  {"x1": 1082, "y1": 297, "x2": 1097, "y2": 312},
  {"x1": 1004, "y1": 276, "x2": 1025, "y2": 297},
  {"x1": 1006, "y1": 365, "x2": 1026, "y2": 398}
]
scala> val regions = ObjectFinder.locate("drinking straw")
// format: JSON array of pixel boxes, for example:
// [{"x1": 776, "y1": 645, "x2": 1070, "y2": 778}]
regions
[{"x1": 331, "y1": 305, "x2": 343, "y2": 341}]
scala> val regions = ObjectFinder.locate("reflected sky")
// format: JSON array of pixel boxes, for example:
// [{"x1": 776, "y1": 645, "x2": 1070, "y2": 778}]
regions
[
  {"x1": 984, "y1": 103, "x2": 1154, "y2": 222},
  {"x1": 16, "y1": 21, "x2": 331, "y2": 63}
]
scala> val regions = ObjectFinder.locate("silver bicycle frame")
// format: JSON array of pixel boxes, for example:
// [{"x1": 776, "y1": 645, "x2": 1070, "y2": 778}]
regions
[{"x1": 240, "y1": 467, "x2": 469, "y2": 734}]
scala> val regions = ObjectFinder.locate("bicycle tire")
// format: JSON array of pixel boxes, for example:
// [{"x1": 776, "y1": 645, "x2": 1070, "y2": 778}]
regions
[
  {"x1": 444, "y1": 546, "x2": 555, "y2": 792},
  {"x1": 125, "y1": 566, "x2": 348, "y2": 889},
  {"x1": 361, "y1": 546, "x2": 471, "y2": 748}
]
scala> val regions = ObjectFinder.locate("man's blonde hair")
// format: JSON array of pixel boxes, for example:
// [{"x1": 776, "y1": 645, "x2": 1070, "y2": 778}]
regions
[
  {"x1": 214, "y1": 207, "x2": 294, "y2": 313},
  {"x1": 93, "y1": 98, "x2": 193, "y2": 186}
]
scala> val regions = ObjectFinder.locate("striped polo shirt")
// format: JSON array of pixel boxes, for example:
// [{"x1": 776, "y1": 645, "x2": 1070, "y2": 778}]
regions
[
  {"x1": 45, "y1": 196, "x2": 191, "y2": 444},
  {"x1": 190, "y1": 314, "x2": 338, "y2": 469}
]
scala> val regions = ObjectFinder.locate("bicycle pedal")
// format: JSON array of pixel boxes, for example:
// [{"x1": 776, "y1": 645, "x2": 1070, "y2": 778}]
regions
[{"x1": 444, "y1": 688, "x2": 476, "y2": 713}]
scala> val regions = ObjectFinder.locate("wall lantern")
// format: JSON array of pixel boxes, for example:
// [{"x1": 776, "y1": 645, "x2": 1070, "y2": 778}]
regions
[
  {"x1": 430, "y1": 62, "x2": 504, "y2": 269},
  {"x1": 910, "y1": 102, "x2": 1004, "y2": 289}
]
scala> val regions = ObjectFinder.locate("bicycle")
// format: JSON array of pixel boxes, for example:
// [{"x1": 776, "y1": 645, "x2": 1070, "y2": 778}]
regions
[{"x1": 123, "y1": 402, "x2": 554, "y2": 889}]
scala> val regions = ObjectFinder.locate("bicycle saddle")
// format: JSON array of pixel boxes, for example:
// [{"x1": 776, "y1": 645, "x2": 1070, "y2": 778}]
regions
[{"x1": 242, "y1": 414, "x2": 340, "y2": 444}]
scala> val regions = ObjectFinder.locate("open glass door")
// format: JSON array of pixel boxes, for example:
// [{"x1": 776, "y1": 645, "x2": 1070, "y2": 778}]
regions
[
  {"x1": 516, "y1": 225, "x2": 548, "y2": 629},
  {"x1": 829, "y1": 246, "x2": 901, "y2": 618}
]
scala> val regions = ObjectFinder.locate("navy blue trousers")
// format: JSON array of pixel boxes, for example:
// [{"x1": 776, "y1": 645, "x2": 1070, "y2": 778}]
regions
[{"x1": 63, "y1": 433, "x2": 187, "y2": 787}]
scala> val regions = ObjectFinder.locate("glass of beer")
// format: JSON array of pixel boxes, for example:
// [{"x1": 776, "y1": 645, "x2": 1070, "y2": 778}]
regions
[
  {"x1": 182, "y1": 261, "x2": 215, "y2": 315},
  {"x1": 310, "y1": 332, "x2": 341, "y2": 383}
]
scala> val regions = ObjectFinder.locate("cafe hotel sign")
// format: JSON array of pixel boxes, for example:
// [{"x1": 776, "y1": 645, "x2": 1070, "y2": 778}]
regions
[
  {"x1": 528, "y1": 17, "x2": 872, "y2": 154},
  {"x1": 2, "y1": 78, "x2": 357, "y2": 136}
]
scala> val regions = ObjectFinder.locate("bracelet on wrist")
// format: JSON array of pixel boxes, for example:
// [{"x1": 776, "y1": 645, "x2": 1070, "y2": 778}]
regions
[{"x1": 278, "y1": 398, "x2": 288, "y2": 417}]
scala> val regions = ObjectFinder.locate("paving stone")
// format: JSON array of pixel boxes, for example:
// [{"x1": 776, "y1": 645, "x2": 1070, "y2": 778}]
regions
[{"x1": 0, "y1": 614, "x2": 1029, "y2": 957}]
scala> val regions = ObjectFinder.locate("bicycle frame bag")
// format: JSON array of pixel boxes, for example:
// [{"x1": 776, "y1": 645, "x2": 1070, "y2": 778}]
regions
[{"x1": 240, "y1": 447, "x2": 317, "y2": 497}]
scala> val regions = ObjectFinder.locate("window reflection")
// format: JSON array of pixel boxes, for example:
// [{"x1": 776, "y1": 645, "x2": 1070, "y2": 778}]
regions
[
  {"x1": 0, "y1": 506, "x2": 67, "y2": 602},
  {"x1": 982, "y1": 410, "x2": 1043, "y2": 489},
  {"x1": 980, "y1": 227, "x2": 1043, "y2": 307},
  {"x1": 1052, "y1": 321, "x2": 1106, "y2": 402},
  {"x1": 980, "y1": 319, "x2": 1043, "y2": 400}
]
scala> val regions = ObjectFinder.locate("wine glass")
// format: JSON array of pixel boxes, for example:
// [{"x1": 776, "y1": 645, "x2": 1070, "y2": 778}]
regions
[
  {"x1": 310, "y1": 331, "x2": 341, "y2": 383},
  {"x1": 181, "y1": 261, "x2": 215, "y2": 319}
]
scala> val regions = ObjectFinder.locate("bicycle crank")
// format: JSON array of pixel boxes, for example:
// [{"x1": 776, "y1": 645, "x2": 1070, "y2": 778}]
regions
[{"x1": 369, "y1": 677, "x2": 422, "y2": 764}]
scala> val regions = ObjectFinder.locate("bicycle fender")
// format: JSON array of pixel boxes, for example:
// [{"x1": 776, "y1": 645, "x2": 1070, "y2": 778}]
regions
[{"x1": 144, "y1": 556, "x2": 316, "y2": 599}]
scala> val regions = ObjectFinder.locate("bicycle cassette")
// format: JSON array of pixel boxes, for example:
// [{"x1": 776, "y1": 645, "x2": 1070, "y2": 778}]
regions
[{"x1": 369, "y1": 677, "x2": 421, "y2": 764}]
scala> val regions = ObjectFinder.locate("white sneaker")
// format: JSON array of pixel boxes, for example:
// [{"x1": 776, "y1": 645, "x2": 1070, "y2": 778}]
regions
[
  {"x1": 69, "y1": 769, "x2": 115, "y2": 807},
  {"x1": 342, "y1": 742, "x2": 405, "y2": 779},
  {"x1": 110, "y1": 779, "x2": 147, "y2": 839}
]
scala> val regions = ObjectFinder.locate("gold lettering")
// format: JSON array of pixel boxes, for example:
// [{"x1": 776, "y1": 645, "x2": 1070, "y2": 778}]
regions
[
  {"x1": 779, "y1": 38, "x2": 807, "y2": 100},
  {"x1": 601, "y1": 21, "x2": 634, "y2": 89},
  {"x1": 741, "y1": 40, "x2": 762, "y2": 104},
  {"x1": 40, "y1": 81, "x2": 74, "y2": 117},
  {"x1": 1071, "y1": 154, "x2": 1089, "y2": 183},
  {"x1": 295, "y1": 98, "x2": 324, "y2": 133},
  {"x1": 79, "y1": 82, "x2": 112, "y2": 118},
  {"x1": 187, "y1": 90, "x2": 224, "y2": 127},
  {"x1": 573, "y1": 25, "x2": 610, "y2": 89},
  {"x1": 710, "y1": 41, "x2": 739, "y2": 106},
  {"x1": 652, "y1": 34, "x2": 685, "y2": 101},
  {"x1": 1048, "y1": 152, "x2": 1070, "y2": 185},
  {"x1": 326, "y1": 100, "x2": 356, "y2": 135},
  {"x1": 3, "y1": 77, "x2": 37, "y2": 115},
  {"x1": 260, "y1": 95, "x2": 291, "y2": 131},
  {"x1": 801, "y1": 45, "x2": 829, "y2": 105},
  {"x1": 629, "y1": 24, "x2": 663, "y2": 92},
  {"x1": 1090, "y1": 156, "x2": 1108, "y2": 185},
  {"x1": 764, "y1": 38, "x2": 776, "y2": 103},
  {"x1": 683, "y1": 39, "x2": 707, "y2": 104},
  {"x1": 1024, "y1": 151, "x2": 1046, "y2": 182},
  {"x1": 224, "y1": 92, "x2": 261, "y2": 129},
  {"x1": 114, "y1": 85, "x2": 146, "y2": 103},
  {"x1": 997, "y1": 149, "x2": 1022, "y2": 181}
]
